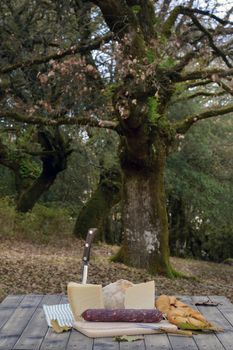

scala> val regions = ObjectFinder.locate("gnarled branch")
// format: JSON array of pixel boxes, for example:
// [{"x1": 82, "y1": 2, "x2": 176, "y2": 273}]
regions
[
  {"x1": 0, "y1": 110, "x2": 118, "y2": 130},
  {"x1": 0, "y1": 33, "x2": 112, "y2": 74},
  {"x1": 175, "y1": 103, "x2": 233, "y2": 134},
  {"x1": 176, "y1": 67, "x2": 233, "y2": 82},
  {"x1": 162, "y1": 6, "x2": 233, "y2": 67},
  {"x1": 213, "y1": 78, "x2": 233, "y2": 96},
  {"x1": 162, "y1": 5, "x2": 233, "y2": 39},
  {"x1": 188, "y1": 13, "x2": 232, "y2": 68},
  {"x1": 173, "y1": 89, "x2": 226, "y2": 102}
]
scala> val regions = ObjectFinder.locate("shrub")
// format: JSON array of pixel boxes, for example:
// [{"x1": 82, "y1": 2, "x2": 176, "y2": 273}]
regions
[
  {"x1": 202, "y1": 224, "x2": 233, "y2": 262},
  {"x1": 0, "y1": 197, "x2": 74, "y2": 243}
]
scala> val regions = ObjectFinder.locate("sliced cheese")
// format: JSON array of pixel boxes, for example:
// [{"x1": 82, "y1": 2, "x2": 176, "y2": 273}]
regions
[
  {"x1": 124, "y1": 281, "x2": 155, "y2": 309},
  {"x1": 67, "y1": 282, "x2": 104, "y2": 320}
]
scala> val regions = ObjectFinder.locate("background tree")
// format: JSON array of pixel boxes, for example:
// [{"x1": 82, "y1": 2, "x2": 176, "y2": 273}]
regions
[
  {"x1": 73, "y1": 165, "x2": 121, "y2": 242},
  {"x1": 167, "y1": 116, "x2": 233, "y2": 261},
  {"x1": 0, "y1": 125, "x2": 72, "y2": 212},
  {"x1": 1, "y1": 0, "x2": 233, "y2": 275}
]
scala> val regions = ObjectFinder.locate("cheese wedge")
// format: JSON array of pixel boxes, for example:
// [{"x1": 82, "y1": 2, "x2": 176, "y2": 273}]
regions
[
  {"x1": 124, "y1": 281, "x2": 155, "y2": 309},
  {"x1": 67, "y1": 282, "x2": 104, "y2": 320}
]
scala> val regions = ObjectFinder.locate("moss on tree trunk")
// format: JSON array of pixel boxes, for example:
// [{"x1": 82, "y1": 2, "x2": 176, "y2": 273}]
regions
[
  {"x1": 112, "y1": 137, "x2": 173, "y2": 276},
  {"x1": 73, "y1": 167, "x2": 121, "y2": 242}
]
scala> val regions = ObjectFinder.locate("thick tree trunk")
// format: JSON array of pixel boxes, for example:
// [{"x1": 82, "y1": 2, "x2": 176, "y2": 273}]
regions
[
  {"x1": 73, "y1": 167, "x2": 121, "y2": 242},
  {"x1": 16, "y1": 127, "x2": 72, "y2": 212},
  {"x1": 114, "y1": 141, "x2": 173, "y2": 276},
  {"x1": 16, "y1": 173, "x2": 56, "y2": 212}
]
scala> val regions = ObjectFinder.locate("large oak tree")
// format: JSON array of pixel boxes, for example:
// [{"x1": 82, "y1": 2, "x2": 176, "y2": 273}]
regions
[{"x1": 1, "y1": 0, "x2": 233, "y2": 275}]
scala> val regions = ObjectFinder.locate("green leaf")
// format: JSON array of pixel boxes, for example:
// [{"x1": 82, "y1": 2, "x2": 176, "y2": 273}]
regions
[
  {"x1": 131, "y1": 5, "x2": 141, "y2": 14},
  {"x1": 51, "y1": 319, "x2": 71, "y2": 333},
  {"x1": 115, "y1": 335, "x2": 144, "y2": 342}
]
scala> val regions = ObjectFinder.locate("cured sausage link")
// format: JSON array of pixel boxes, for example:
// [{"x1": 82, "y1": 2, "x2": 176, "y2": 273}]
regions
[{"x1": 82, "y1": 309, "x2": 163, "y2": 322}]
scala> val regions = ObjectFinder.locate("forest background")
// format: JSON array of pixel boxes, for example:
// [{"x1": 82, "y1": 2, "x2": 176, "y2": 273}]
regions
[{"x1": 0, "y1": 0, "x2": 233, "y2": 300}]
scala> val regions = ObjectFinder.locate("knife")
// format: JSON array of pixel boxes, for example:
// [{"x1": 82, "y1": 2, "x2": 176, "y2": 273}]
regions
[
  {"x1": 136, "y1": 324, "x2": 193, "y2": 336},
  {"x1": 81, "y1": 228, "x2": 97, "y2": 284}
]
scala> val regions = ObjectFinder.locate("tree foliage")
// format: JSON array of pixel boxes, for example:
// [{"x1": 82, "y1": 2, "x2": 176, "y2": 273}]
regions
[
  {"x1": 0, "y1": 0, "x2": 233, "y2": 274},
  {"x1": 167, "y1": 116, "x2": 233, "y2": 261}
]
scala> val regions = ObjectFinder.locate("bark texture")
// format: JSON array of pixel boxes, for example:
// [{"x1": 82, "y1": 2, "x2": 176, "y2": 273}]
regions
[
  {"x1": 73, "y1": 166, "x2": 121, "y2": 242},
  {"x1": 114, "y1": 140, "x2": 172, "y2": 275},
  {"x1": 16, "y1": 127, "x2": 72, "y2": 212}
]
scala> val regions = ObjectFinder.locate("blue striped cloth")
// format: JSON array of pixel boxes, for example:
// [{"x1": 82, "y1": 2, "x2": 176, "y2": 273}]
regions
[{"x1": 43, "y1": 303, "x2": 74, "y2": 327}]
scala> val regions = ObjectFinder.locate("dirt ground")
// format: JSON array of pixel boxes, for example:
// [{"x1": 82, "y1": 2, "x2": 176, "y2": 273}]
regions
[{"x1": 0, "y1": 237, "x2": 233, "y2": 303}]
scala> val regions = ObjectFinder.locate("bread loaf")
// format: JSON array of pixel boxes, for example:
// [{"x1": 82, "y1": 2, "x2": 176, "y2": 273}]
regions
[{"x1": 102, "y1": 279, "x2": 134, "y2": 309}]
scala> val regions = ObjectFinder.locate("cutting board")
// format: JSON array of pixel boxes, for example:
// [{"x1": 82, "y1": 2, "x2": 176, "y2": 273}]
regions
[{"x1": 73, "y1": 320, "x2": 177, "y2": 338}]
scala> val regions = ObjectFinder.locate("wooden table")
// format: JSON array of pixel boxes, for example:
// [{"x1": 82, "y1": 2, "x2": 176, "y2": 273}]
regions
[{"x1": 0, "y1": 294, "x2": 233, "y2": 350}]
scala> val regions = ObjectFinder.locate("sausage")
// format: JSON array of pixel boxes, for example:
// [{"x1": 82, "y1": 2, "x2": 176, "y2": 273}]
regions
[{"x1": 82, "y1": 309, "x2": 163, "y2": 323}]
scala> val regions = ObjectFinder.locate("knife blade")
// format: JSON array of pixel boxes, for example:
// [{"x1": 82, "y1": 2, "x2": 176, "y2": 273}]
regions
[{"x1": 81, "y1": 228, "x2": 97, "y2": 284}]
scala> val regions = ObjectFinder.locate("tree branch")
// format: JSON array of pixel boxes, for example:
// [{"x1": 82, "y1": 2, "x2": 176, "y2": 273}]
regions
[
  {"x1": 188, "y1": 13, "x2": 232, "y2": 68},
  {"x1": 161, "y1": 5, "x2": 183, "y2": 38},
  {"x1": 185, "y1": 79, "x2": 213, "y2": 88},
  {"x1": 212, "y1": 78, "x2": 233, "y2": 96},
  {"x1": 0, "y1": 110, "x2": 118, "y2": 130},
  {"x1": 173, "y1": 89, "x2": 226, "y2": 102},
  {"x1": 188, "y1": 8, "x2": 233, "y2": 26},
  {"x1": 161, "y1": 5, "x2": 233, "y2": 41},
  {"x1": 175, "y1": 103, "x2": 233, "y2": 134},
  {"x1": 160, "y1": 0, "x2": 172, "y2": 17},
  {"x1": 0, "y1": 137, "x2": 18, "y2": 171},
  {"x1": 0, "y1": 33, "x2": 112, "y2": 74},
  {"x1": 173, "y1": 51, "x2": 196, "y2": 73},
  {"x1": 176, "y1": 68, "x2": 233, "y2": 82}
]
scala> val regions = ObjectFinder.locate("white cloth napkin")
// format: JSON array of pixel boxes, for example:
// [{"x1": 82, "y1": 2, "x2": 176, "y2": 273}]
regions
[{"x1": 43, "y1": 303, "x2": 74, "y2": 327}]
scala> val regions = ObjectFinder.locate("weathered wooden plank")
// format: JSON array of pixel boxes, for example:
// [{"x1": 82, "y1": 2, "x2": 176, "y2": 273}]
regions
[
  {"x1": 39, "y1": 295, "x2": 70, "y2": 350},
  {"x1": 185, "y1": 296, "x2": 226, "y2": 350},
  {"x1": 209, "y1": 296, "x2": 233, "y2": 327},
  {"x1": 144, "y1": 333, "x2": 172, "y2": 350},
  {"x1": 193, "y1": 296, "x2": 233, "y2": 350},
  {"x1": 167, "y1": 296, "x2": 199, "y2": 350},
  {"x1": 0, "y1": 295, "x2": 25, "y2": 330},
  {"x1": 1, "y1": 295, "x2": 233, "y2": 350},
  {"x1": 208, "y1": 296, "x2": 233, "y2": 308},
  {"x1": 194, "y1": 333, "x2": 225, "y2": 350},
  {"x1": 168, "y1": 335, "x2": 198, "y2": 350},
  {"x1": 94, "y1": 337, "x2": 119, "y2": 350},
  {"x1": 13, "y1": 294, "x2": 62, "y2": 350},
  {"x1": 61, "y1": 295, "x2": 68, "y2": 304},
  {"x1": 66, "y1": 330, "x2": 93, "y2": 350},
  {"x1": 119, "y1": 338, "x2": 145, "y2": 350},
  {"x1": 0, "y1": 294, "x2": 43, "y2": 350},
  {"x1": 0, "y1": 295, "x2": 24, "y2": 309},
  {"x1": 39, "y1": 330, "x2": 71, "y2": 350}
]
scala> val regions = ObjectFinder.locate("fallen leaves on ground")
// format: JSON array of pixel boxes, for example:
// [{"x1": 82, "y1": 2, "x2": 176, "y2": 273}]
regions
[
  {"x1": 115, "y1": 335, "x2": 144, "y2": 342},
  {"x1": 0, "y1": 237, "x2": 233, "y2": 303},
  {"x1": 51, "y1": 319, "x2": 71, "y2": 333}
]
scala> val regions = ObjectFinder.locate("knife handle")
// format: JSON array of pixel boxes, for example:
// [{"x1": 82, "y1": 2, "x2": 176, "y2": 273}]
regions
[{"x1": 82, "y1": 228, "x2": 97, "y2": 264}]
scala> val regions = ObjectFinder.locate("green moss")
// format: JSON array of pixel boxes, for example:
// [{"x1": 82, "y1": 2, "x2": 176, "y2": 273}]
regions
[
  {"x1": 222, "y1": 258, "x2": 233, "y2": 266},
  {"x1": 146, "y1": 48, "x2": 156, "y2": 63},
  {"x1": 161, "y1": 6, "x2": 182, "y2": 38},
  {"x1": 19, "y1": 158, "x2": 41, "y2": 179},
  {"x1": 147, "y1": 96, "x2": 159, "y2": 123},
  {"x1": 131, "y1": 5, "x2": 141, "y2": 14},
  {"x1": 174, "y1": 82, "x2": 186, "y2": 95},
  {"x1": 110, "y1": 245, "x2": 129, "y2": 264},
  {"x1": 132, "y1": 34, "x2": 146, "y2": 57},
  {"x1": 158, "y1": 57, "x2": 177, "y2": 70},
  {"x1": 103, "y1": 82, "x2": 121, "y2": 99},
  {"x1": 74, "y1": 168, "x2": 121, "y2": 241},
  {"x1": 169, "y1": 267, "x2": 197, "y2": 280}
]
